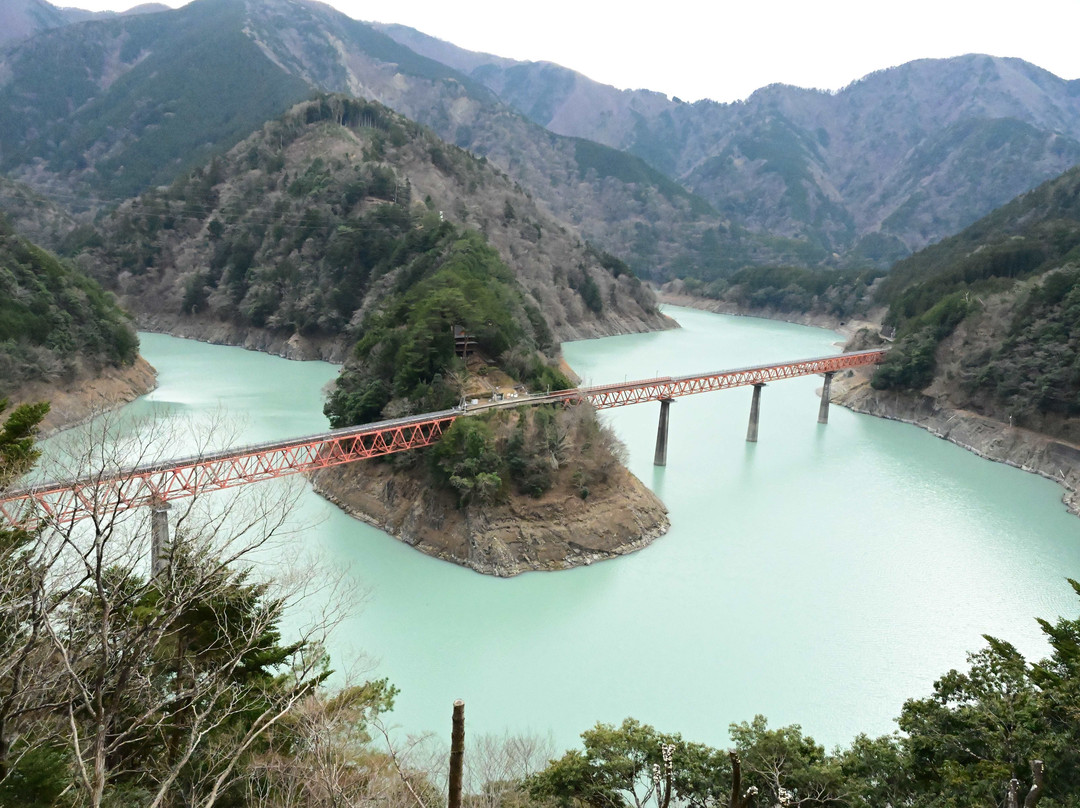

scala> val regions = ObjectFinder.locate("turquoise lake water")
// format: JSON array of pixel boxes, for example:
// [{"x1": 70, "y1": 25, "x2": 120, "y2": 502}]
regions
[{"x1": 48, "y1": 307, "x2": 1080, "y2": 753}]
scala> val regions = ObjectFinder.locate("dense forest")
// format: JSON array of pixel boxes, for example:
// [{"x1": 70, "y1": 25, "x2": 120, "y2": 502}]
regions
[
  {"x1": 0, "y1": 215, "x2": 137, "y2": 397},
  {"x1": 321, "y1": 214, "x2": 628, "y2": 508},
  {"x1": 862, "y1": 165, "x2": 1080, "y2": 438},
  {"x1": 73, "y1": 95, "x2": 661, "y2": 353}
]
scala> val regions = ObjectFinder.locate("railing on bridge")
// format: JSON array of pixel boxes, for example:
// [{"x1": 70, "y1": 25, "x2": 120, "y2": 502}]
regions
[
  {"x1": 572, "y1": 349, "x2": 886, "y2": 409},
  {"x1": 0, "y1": 349, "x2": 887, "y2": 528},
  {"x1": 0, "y1": 411, "x2": 459, "y2": 529}
]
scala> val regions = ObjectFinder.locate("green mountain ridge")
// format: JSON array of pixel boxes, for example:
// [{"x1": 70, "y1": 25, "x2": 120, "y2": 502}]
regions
[
  {"x1": 9, "y1": 0, "x2": 1080, "y2": 297},
  {"x1": 866, "y1": 164, "x2": 1080, "y2": 440},
  {"x1": 0, "y1": 0, "x2": 312, "y2": 201},
  {"x1": 376, "y1": 25, "x2": 1080, "y2": 266},
  {"x1": 0, "y1": 0, "x2": 866, "y2": 279}
]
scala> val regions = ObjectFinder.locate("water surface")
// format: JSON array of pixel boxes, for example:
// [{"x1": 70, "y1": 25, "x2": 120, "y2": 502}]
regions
[{"x1": 50, "y1": 312, "x2": 1080, "y2": 752}]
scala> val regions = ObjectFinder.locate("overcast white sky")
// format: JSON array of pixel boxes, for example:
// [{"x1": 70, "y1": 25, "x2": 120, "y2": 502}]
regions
[{"x1": 78, "y1": 0, "x2": 1080, "y2": 102}]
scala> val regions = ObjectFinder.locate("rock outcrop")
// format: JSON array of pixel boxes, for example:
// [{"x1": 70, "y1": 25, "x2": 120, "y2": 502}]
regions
[{"x1": 311, "y1": 460, "x2": 670, "y2": 576}]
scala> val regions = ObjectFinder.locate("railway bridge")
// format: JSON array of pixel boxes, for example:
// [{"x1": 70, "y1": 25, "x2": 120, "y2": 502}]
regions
[{"x1": 0, "y1": 349, "x2": 886, "y2": 550}]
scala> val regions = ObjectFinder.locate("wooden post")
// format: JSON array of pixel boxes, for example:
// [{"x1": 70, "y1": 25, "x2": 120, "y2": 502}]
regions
[
  {"x1": 150, "y1": 498, "x2": 171, "y2": 576},
  {"x1": 449, "y1": 700, "x2": 465, "y2": 808}
]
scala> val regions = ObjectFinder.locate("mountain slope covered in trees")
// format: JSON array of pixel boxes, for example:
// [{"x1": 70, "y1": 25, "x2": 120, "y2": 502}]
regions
[
  {"x1": 0, "y1": 0, "x2": 312, "y2": 201},
  {"x1": 0, "y1": 214, "x2": 137, "y2": 398},
  {"x1": 378, "y1": 26, "x2": 1080, "y2": 267},
  {"x1": 6, "y1": 1, "x2": 1080, "y2": 282},
  {"x1": 859, "y1": 164, "x2": 1080, "y2": 441},
  {"x1": 74, "y1": 95, "x2": 666, "y2": 357},
  {"x1": 0, "y1": 0, "x2": 758, "y2": 278}
]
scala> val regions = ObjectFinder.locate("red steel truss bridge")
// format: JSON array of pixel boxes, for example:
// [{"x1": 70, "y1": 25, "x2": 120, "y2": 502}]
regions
[
  {"x1": 0, "y1": 349, "x2": 886, "y2": 528},
  {"x1": 539, "y1": 348, "x2": 886, "y2": 409}
]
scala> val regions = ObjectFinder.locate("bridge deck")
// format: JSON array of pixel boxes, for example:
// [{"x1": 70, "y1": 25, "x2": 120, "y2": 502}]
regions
[{"x1": 0, "y1": 349, "x2": 886, "y2": 526}]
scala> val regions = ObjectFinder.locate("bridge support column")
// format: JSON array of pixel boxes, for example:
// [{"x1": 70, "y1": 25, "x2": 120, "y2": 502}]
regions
[
  {"x1": 817, "y1": 371, "x2": 835, "y2": 424},
  {"x1": 151, "y1": 498, "x2": 171, "y2": 576},
  {"x1": 653, "y1": 398, "x2": 673, "y2": 466},
  {"x1": 746, "y1": 383, "x2": 765, "y2": 443}
]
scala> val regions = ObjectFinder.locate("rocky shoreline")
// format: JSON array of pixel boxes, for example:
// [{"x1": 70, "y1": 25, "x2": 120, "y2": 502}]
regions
[
  {"x1": 6, "y1": 357, "x2": 158, "y2": 435},
  {"x1": 136, "y1": 305, "x2": 679, "y2": 365},
  {"x1": 832, "y1": 370, "x2": 1080, "y2": 517},
  {"x1": 311, "y1": 460, "x2": 670, "y2": 577}
]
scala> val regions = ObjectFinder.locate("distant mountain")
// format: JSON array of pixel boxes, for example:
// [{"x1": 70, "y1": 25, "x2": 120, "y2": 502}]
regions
[
  {"x1": 0, "y1": 0, "x2": 313, "y2": 201},
  {"x1": 0, "y1": 0, "x2": 807, "y2": 278},
  {"x1": 376, "y1": 26, "x2": 1080, "y2": 263},
  {"x1": 0, "y1": 0, "x2": 167, "y2": 46},
  {"x1": 374, "y1": 23, "x2": 674, "y2": 152},
  {"x1": 0, "y1": 0, "x2": 70, "y2": 46},
  {"x1": 10, "y1": 0, "x2": 1080, "y2": 284}
]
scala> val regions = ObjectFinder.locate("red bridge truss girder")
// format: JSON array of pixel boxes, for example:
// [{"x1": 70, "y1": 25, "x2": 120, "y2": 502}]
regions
[
  {"x1": 571, "y1": 349, "x2": 887, "y2": 410},
  {"x1": 0, "y1": 413, "x2": 458, "y2": 529},
  {"x1": 0, "y1": 349, "x2": 886, "y2": 527}
]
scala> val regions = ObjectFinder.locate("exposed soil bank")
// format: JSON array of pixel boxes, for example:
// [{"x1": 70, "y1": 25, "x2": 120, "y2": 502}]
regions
[
  {"x1": 832, "y1": 369, "x2": 1080, "y2": 517},
  {"x1": 311, "y1": 461, "x2": 670, "y2": 577},
  {"x1": 657, "y1": 289, "x2": 881, "y2": 341},
  {"x1": 6, "y1": 357, "x2": 158, "y2": 435},
  {"x1": 137, "y1": 313, "x2": 349, "y2": 362}
]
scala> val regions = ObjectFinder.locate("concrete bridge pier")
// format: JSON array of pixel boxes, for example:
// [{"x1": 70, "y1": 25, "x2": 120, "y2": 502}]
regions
[
  {"x1": 817, "y1": 371, "x2": 836, "y2": 424},
  {"x1": 151, "y1": 498, "x2": 171, "y2": 576},
  {"x1": 653, "y1": 398, "x2": 673, "y2": 466},
  {"x1": 746, "y1": 383, "x2": 765, "y2": 443}
]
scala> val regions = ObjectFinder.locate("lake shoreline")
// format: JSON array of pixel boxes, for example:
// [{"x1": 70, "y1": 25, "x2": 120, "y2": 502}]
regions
[{"x1": 832, "y1": 369, "x2": 1080, "y2": 520}]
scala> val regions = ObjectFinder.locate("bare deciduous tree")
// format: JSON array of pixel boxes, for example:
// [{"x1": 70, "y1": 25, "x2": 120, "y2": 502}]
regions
[{"x1": 1, "y1": 408, "x2": 356, "y2": 808}]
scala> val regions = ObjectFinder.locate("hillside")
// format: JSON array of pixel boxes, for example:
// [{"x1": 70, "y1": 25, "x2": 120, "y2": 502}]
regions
[
  {"x1": 0, "y1": 214, "x2": 137, "y2": 393},
  {"x1": 0, "y1": 0, "x2": 312, "y2": 201},
  {"x1": 9, "y1": 1, "x2": 1080, "y2": 286},
  {"x1": 0, "y1": 0, "x2": 167, "y2": 46},
  {"x1": 0, "y1": 0, "x2": 69, "y2": 46},
  {"x1": 0, "y1": 0, "x2": 757, "y2": 279},
  {"x1": 852, "y1": 165, "x2": 1080, "y2": 443},
  {"x1": 0, "y1": 177, "x2": 78, "y2": 251},
  {"x1": 0, "y1": 214, "x2": 156, "y2": 431},
  {"x1": 74, "y1": 95, "x2": 668, "y2": 358}
]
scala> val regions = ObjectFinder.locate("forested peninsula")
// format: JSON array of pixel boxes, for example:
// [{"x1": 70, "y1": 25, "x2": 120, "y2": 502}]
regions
[{"x1": 58, "y1": 95, "x2": 673, "y2": 573}]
